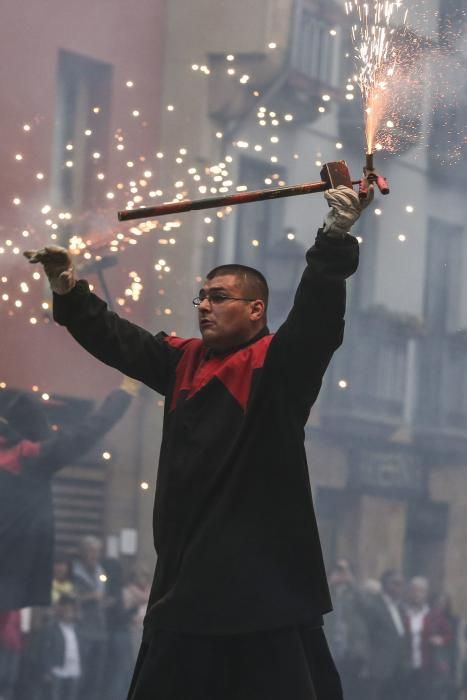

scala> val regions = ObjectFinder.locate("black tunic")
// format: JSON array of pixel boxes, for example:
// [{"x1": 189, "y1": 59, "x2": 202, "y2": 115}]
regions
[
  {"x1": 53, "y1": 230, "x2": 359, "y2": 635},
  {"x1": 0, "y1": 389, "x2": 132, "y2": 610}
]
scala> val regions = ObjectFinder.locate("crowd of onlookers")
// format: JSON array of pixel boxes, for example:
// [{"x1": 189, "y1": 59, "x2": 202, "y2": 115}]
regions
[
  {"x1": 325, "y1": 559, "x2": 467, "y2": 700},
  {"x1": 2, "y1": 542, "x2": 467, "y2": 700},
  {"x1": 0, "y1": 536, "x2": 150, "y2": 700}
]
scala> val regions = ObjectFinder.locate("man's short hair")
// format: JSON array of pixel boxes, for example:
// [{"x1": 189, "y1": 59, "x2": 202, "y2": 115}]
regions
[
  {"x1": 80, "y1": 535, "x2": 102, "y2": 551},
  {"x1": 206, "y1": 264, "x2": 269, "y2": 309},
  {"x1": 380, "y1": 569, "x2": 401, "y2": 586}
]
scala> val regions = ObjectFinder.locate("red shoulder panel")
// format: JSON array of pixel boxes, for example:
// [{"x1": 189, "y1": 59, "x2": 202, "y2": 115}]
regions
[
  {"x1": 164, "y1": 335, "x2": 199, "y2": 351},
  {"x1": 0, "y1": 440, "x2": 41, "y2": 476},
  {"x1": 213, "y1": 335, "x2": 273, "y2": 411},
  {"x1": 170, "y1": 334, "x2": 273, "y2": 412}
]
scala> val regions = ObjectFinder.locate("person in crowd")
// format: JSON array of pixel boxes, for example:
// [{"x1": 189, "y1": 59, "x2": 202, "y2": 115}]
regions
[
  {"x1": 405, "y1": 576, "x2": 431, "y2": 698},
  {"x1": 41, "y1": 594, "x2": 81, "y2": 700},
  {"x1": 0, "y1": 611, "x2": 22, "y2": 700},
  {"x1": 25, "y1": 184, "x2": 373, "y2": 700},
  {"x1": 422, "y1": 591, "x2": 455, "y2": 700},
  {"x1": 72, "y1": 536, "x2": 107, "y2": 700},
  {"x1": 14, "y1": 610, "x2": 51, "y2": 700},
  {"x1": 0, "y1": 379, "x2": 137, "y2": 612},
  {"x1": 102, "y1": 558, "x2": 136, "y2": 700},
  {"x1": 51, "y1": 557, "x2": 75, "y2": 606},
  {"x1": 123, "y1": 567, "x2": 152, "y2": 662},
  {"x1": 360, "y1": 569, "x2": 410, "y2": 700},
  {"x1": 325, "y1": 558, "x2": 368, "y2": 700}
]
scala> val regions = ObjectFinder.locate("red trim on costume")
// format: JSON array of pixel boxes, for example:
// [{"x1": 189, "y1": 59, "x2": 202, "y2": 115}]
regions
[
  {"x1": 0, "y1": 439, "x2": 41, "y2": 475},
  {"x1": 168, "y1": 335, "x2": 273, "y2": 412}
]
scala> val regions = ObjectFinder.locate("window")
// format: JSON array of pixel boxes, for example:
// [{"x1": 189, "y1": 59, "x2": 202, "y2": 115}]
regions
[
  {"x1": 235, "y1": 156, "x2": 287, "y2": 269},
  {"x1": 347, "y1": 216, "x2": 380, "y2": 312},
  {"x1": 52, "y1": 50, "x2": 113, "y2": 217},
  {"x1": 291, "y1": 6, "x2": 337, "y2": 86},
  {"x1": 404, "y1": 501, "x2": 448, "y2": 592},
  {"x1": 423, "y1": 218, "x2": 463, "y2": 333},
  {"x1": 439, "y1": 0, "x2": 467, "y2": 44}
]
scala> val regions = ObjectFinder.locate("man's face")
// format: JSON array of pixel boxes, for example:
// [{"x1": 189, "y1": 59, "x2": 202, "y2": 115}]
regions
[
  {"x1": 330, "y1": 559, "x2": 353, "y2": 586},
  {"x1": 82, "y1": 543, "x2": 101, "y2": 568},
  {"x1": 197, "y1": 274, "x2": 265, "y2": 352},
  {"x1": 408, "y1": 581, "x2": 428, "y2": 607},
  {"x1": 384, "y1": 574, "x2": 404, "y2": 600},
  {"x1": 53, "y1": 562, "x2": 69, "y2": 582}
]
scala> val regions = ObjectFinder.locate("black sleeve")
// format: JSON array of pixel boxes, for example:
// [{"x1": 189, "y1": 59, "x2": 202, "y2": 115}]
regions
[
  {"x1": 266, "y1": 229, "x2": 359, "y2": 407},
  {"x1": 22, "y1": 389, "x2": 132, "y2": 475},
  {"x1": 53, "y1": 280, "x2": 174, "y2": 394}
]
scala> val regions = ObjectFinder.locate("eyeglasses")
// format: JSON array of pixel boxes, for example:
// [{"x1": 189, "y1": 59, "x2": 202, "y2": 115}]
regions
[{"x1": 192, "y1": 291, "x2": 256, "y2": 308}]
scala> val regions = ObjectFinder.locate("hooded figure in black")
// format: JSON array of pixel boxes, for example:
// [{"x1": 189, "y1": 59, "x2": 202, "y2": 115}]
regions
[{"x1": 0, "y1": 380, "x2": 137, "y2": 611}]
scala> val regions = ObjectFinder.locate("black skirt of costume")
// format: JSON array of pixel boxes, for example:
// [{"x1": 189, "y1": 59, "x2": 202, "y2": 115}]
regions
[{"x1": 127, "y1": 625, "x2": 343, "y2": 700}]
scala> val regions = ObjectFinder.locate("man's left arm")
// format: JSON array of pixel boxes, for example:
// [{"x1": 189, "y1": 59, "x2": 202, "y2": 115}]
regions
[{"x1": 267, "y1": 186, "x2": 371, "y2": 407}]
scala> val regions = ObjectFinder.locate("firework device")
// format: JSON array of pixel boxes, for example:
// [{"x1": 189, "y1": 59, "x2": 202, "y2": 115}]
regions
[
  {"x1": 359, "y1": 152, "x2": 390, "y2": 198},
  {"x1": 117, "y1": 157, "x2": 389, "y2": 222}
]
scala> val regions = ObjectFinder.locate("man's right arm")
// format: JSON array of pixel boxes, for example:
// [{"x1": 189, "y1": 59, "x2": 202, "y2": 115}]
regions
[
  {"x1": 53, "y1": 280, "x2": 172, "y2": 393},
  {"x1": 24, "y1": 245, "x2": 175, "y2": 392}
]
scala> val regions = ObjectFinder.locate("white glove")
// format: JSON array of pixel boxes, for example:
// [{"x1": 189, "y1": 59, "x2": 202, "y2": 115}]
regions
[
  {"x1": 23, "y1": 245, "x2": 76, "y2": 295},
  {"x1": 323, "y1": 185, "x2": 374, "y2": 238}
]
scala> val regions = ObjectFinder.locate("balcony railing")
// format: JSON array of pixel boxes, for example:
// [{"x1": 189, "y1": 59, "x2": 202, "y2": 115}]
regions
[
  {"x1": 320, "y1": 309, "x2": 419, "y2": 432},
  {"x1": 415, "y1": 333, "x2": 467, "y2": 441},
  {"x1": 320, "y1": 313, "x2": 467, "y2": 447}
]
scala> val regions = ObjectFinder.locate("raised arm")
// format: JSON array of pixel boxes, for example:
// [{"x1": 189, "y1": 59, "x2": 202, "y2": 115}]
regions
[
  {"x1": 24, "y1": 247, "x2": 175, "y2": 393},
  {"x1": 21, "y1": 385, "x2": 134, "y2": 476},
  {"x1": 266, "y1": 186, "x2": 372, "y2": 410}
]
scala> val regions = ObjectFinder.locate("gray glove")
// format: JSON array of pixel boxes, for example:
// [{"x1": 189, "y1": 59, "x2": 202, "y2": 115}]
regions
[
  {"x1": 23, "y1": 245, "x2": 76, "y2": 295},
  {"x1": 323, "y1": 185, "x2": 374, "y2": 238}
]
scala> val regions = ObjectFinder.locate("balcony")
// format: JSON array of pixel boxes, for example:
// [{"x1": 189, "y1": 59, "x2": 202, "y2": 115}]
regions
[
  {"x1": 414, "y1": 333, "x2": 467, "y2": 450},
  {"x1": 319, "y1": 308, "x2": 420, "y2": 438},
  {"x1": 208, "y1": 0, "x2": 345, "y2": 127},
  {"x1": 319, "y1": 312, "x2": 467, "y2": 451}
]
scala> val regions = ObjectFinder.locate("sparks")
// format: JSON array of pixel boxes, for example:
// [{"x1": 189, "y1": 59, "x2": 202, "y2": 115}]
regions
[{"x1": 346, "y1": 1, "x2": 409, "y2": 153}]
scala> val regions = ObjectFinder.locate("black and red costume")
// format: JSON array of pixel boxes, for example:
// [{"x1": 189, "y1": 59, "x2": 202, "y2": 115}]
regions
[
  {"x1": 0, "y1": 390, "x2": 132, "y2": 610},
  {"x1": 53, "y1": 230, "x2": 359, "y2": 698}
]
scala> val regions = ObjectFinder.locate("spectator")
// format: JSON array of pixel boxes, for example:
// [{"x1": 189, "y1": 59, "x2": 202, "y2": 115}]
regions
[
  {"x1": 325, "y1": 558, "x2": 368, "y2": 700},
  {"x1": 42, "y1": 594, "x2": 81, "y2": 700},
  {"x1": 405, "y1": 576, "x2": 431, "y2": 698},
  {"x1": 123, "y1": 567, "x2": 151, "y2": 662},
  {"x1": 102, "y1": 558, "x2": 135, "y2": 700},
  {"x1": 13, "y1": 608, "x2": 47, "y2": 700},
  {"x1": 0, "y1": 610, "x2": 22, "y2": 700},
  {"x1": 72, "y1": 536, "x2": 107, "y2": 700},
  {"x1": 52, "y1": 556, "x2": 74, "y2": 605},
  {"x1": 423, "y1": 591, "x2": 455, "y2": 700},
  {"x1": 360, "y1": 569, "x2": 410, "y2": 700}
]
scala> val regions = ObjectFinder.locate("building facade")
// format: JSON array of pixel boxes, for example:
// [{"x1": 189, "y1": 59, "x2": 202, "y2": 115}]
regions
[
  {"x1": 154, "y1": 0, "x2": 467, "y2": 612},
  {"x1": 2, "y1": 0, "x2": 466, "y2": 610}
]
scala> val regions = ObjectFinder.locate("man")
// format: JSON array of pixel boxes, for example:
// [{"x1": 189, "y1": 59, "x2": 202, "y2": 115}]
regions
[
  {"x1": 405, "y1": 576, "x2": 431, "y2": 698},
  {"x1": 0, "y1": 380, "x2": 136, "y2": 612},
  {"x1": 71, "y1": 536, "x2": 108, "y2": 700},
  {"x1": 404, "y1": 576, "x2": 454, "y2": 700},
  {"x1": 25, "y1": 184, "x2": 372, "y2": 699},
  {"x1": 41, "y1": 594, "x2": 82, "y2": 700},
  {"x1": 360, "y1": 569, "x2": 410, "y2": 700},
  {"x1": 325, "y1": 559, "x2": 368, "y2": 700}
]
